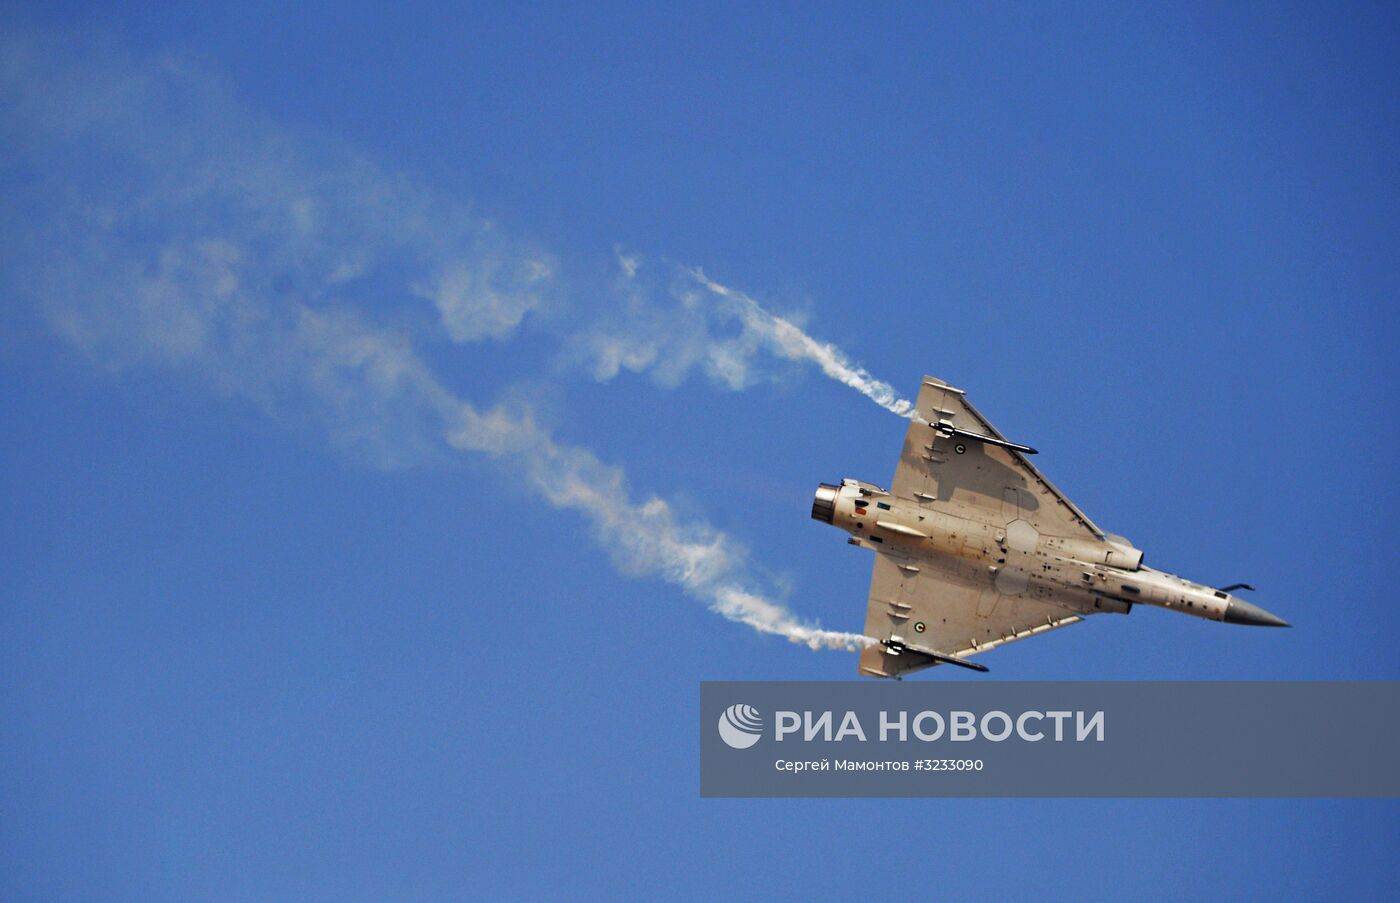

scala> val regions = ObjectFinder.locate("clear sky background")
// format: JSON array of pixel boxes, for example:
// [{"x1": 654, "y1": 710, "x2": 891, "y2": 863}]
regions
[{"x1": 3, "y1": 3, "x2": 1398, "y2": 900}]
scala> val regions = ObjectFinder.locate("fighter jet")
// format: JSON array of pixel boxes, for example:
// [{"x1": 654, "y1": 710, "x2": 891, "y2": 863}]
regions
[{"x1": 811, "y1": 376, "x2": 1288, "y2": 677}]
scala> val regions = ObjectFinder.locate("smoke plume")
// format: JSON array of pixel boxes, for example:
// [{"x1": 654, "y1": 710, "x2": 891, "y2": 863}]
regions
[
  {"x1": 1, "y1": 28, "x2": 867, "y2": 652},
  {"x1": 683, "y1": 267, "x2": 916, "y2": 417}
]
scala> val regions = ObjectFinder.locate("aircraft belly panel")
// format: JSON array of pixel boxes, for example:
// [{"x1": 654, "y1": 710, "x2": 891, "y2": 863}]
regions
[{"x1": 861, "y1": 541, "x2": 1096, "y2": 676}]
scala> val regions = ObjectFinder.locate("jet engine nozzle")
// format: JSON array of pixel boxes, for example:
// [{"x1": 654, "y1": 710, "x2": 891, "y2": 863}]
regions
[{"x1": 811, "y1": 482, "x2": 840, "y2": 524}]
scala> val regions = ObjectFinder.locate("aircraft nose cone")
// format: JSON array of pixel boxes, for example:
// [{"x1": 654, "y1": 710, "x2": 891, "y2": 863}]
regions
[{"x1": 1223, "y1": 598, "x2": 1291, "y2": 627}]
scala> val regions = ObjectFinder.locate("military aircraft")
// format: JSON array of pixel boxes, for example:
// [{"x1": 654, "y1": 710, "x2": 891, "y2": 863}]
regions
[{"x1": 811, "y1": 376, "x2": 1288, "y2": 677}]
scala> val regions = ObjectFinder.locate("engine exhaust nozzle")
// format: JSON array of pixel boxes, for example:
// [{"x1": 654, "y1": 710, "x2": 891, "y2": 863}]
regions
[{"x1": 811, "y1": 482, "x2": 839, "y2": 525}]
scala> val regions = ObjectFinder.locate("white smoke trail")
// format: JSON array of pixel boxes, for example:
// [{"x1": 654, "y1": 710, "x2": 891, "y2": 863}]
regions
[
  {"x1": 568, "y1": 256, "x2": 918, "y2": 417},
  {"x1": 2, "y1": 28, "x2": 867, "y2": 653},
  {"x1": 683, "y1": 267, "x2": 916, "y2": 417},
  {"x1": 302, "y1": 309, "x2": 869, "y2": 651},
  {"x1": 446, "y1": 402, "x2": 868, "y2": 651}
]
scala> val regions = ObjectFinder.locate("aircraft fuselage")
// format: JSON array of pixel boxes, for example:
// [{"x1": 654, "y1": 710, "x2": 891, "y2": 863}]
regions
[{"x1": 813, "y1": 477, "x2": 1287, "y2": 628}]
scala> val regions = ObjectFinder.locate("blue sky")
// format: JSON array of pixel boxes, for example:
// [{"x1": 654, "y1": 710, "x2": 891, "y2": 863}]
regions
[{"x1": 3, "y1": 2, "x2": 1398, "y2": 900}]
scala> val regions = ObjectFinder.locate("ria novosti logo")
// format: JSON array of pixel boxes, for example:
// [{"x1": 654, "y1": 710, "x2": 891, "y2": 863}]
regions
[{"x1": 717, "y1": 704, "x2": 763, "y2": 749}]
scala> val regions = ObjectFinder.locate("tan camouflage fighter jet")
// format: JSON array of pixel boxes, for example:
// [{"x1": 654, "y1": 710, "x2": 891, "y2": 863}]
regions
[{"x1": 811, "y1": 376, "x2": 1289, "y2": 678}]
